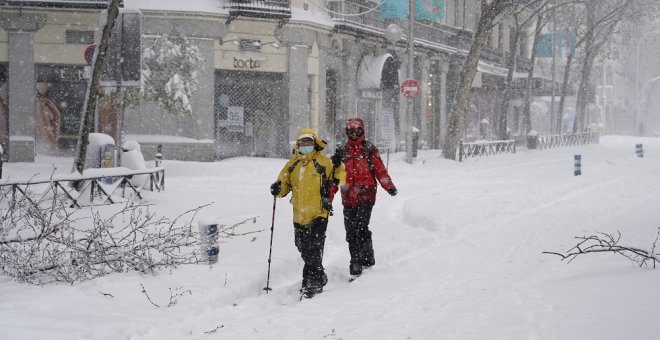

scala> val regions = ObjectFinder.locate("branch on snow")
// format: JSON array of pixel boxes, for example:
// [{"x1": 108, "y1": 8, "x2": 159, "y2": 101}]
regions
[
  {"x1": 543, "y1": 228, "x2": 660, "y2": 268},
  {"x1": 0, "y1": 188, "x2": 263, "y2": 284}
]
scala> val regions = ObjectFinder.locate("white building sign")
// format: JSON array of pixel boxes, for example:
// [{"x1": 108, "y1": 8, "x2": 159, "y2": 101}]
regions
[{"x1": 227, "y1": 106, "x2": 244, "y2": 133}]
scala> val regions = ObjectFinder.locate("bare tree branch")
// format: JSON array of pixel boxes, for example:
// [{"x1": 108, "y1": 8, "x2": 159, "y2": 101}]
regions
[
  {"x1": 544, "y1": 228, "x2": 660, "y2": 268},
  {"x1": 0, "y1": 188, "x2": 263, "y2": 284}
]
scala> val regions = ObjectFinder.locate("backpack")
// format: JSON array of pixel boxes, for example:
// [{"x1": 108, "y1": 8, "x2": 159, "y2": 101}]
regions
[{"x1": 338, "y1": 140, "x2": 376, "y2": 177}]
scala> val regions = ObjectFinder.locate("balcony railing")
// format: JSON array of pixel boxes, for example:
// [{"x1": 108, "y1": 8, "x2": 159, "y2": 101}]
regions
[{"x1": 226, "y1": 0, "x2": 291, "y2": 21}]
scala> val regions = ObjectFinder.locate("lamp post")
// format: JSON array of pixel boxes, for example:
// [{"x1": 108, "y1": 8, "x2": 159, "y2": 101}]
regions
[
  {"x1": 405, "y1": 0, "x2": 415, "y2": 164},
  {"x1": 634, "y1": 30, "x2": 660, "y2": 135},
  {"x1": 639, "y1": 76, "x2": 660, "y2": 133}
]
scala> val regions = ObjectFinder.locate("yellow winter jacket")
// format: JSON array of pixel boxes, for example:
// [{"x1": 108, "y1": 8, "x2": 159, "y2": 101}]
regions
[{"x1": 275, "y1": 129, "x2": 346, "y2": 226}]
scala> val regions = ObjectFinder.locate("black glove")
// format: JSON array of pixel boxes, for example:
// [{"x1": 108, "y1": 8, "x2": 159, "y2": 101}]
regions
[
  {"x1": 331, "y1": 147, "x2": 342, "y2": 168},
  {"x1": 270, "y1": 181, "x2": 281, "y2": 196},
  {"x1": 387, "y1": 187, "x2": 397, "y2": 196},
  {"x1": 322, "y1": 197, "x2": 334, "y2": 216}
]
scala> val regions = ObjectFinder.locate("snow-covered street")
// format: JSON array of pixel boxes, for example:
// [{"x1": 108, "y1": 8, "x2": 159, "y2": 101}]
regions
[{"x1": 2, "y1": 135, "x2": 660, "y2": 340}]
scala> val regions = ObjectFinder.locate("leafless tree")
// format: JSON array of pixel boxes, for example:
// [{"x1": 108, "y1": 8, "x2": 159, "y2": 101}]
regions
[
  {"x1": 72, "y1": 0, "x2": 121, "y2": 176},
  {"x1": 444, "y1": 0, "x2": 544, "y2": 160}
]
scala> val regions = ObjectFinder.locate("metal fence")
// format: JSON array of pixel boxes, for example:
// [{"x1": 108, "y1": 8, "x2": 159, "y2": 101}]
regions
[
  {"x1": 458, "y1": 139, "x2": 516, "y2": 162},
  {"x1": 536, "y1": 132, "x2": 600, "y2": 150},
  {"x1": 0, "y1": 167, "x2": 164, "y2": 211},
  {"x1": 457, "y1": 132, "x2": 600, "y2": 162}
]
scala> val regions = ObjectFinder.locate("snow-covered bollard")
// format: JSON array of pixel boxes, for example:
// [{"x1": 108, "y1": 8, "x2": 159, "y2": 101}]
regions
[
  {"x1": 574, "y1": 154, "x2": 582, "y2": 176},
  {"x1": 527, "y1": 130, "x2": 539, "y2": 149},
  {"x1": 198, "y1": 217, "x2": 220, "y2": 264},
  {"x1": 636, "y1": 144, "x2": 644, "y2": 158},
  {"x1": 120, "y1": 141, "x2": 148, "y2": 188}
]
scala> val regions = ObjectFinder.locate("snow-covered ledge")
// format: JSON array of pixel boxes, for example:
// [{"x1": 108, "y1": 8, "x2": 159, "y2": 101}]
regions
[{"x1": 124, "y1": 135, "x2": 214, "y2": 162}]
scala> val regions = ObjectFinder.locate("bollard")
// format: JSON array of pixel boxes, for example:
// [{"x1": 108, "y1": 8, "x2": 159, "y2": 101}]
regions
[
  {"x1": 155, "y1": 144, "x2": 163, "y2": 167},
  {"x1": 636, "y1": 144, "x2": 644, "y2": 158},
  {"x1": 198, "y1": 217, "x2": 220, "y2": 264},
  {"x1": 574, "y1": 154, "x2": 581, "y2": 176}
]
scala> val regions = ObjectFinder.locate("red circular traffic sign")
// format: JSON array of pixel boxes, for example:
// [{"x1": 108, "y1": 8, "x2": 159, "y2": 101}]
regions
[
  {"x1": 401, "y1": 79, "x2": 420, "y2": 98},
  {"x1": 84, "y1": 44, "x2": 96, "y2": 65}
]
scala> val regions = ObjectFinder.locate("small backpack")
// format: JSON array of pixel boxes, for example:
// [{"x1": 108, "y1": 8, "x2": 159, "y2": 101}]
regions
[{"x1": 338, "y1": 140, "x2": 375, "y2": 177}]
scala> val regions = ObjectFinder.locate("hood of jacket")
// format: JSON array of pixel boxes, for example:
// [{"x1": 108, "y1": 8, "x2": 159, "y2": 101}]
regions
[{"x1": 294, "y1": 128, "x2": 327, "y2": 158}]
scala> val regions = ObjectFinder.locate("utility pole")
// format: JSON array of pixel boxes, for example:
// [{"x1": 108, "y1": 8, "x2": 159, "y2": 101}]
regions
[{"x1": 405, "y1": 0, "x2": 415, "y2": 164}]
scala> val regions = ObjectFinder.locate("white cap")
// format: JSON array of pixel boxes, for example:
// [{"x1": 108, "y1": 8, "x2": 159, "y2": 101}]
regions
[{"x1": 297, "y1": 134, "x2": 315, "y2": 141}]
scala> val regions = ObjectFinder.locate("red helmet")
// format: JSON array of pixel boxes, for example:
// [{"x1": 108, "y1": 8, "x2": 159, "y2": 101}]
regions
[{"x1": 345, "y1": 118, "x2": 364, "y2": 140}]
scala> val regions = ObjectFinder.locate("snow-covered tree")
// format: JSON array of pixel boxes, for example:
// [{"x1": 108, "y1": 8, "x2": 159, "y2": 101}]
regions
[{"x1": 139, "y1": 29, "x2": 204, "y2": 115}]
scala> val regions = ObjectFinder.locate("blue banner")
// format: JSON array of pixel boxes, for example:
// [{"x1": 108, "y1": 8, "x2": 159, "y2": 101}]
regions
[
  {"x1": 417, "y1": 0, "x2": 444, "y2": 21},
  {"x1": 380, "y1": 0, "x2": 445, "y2": 21},
  {"x1": 536, "y1": 33, "x2": 576, "y2": 59}
]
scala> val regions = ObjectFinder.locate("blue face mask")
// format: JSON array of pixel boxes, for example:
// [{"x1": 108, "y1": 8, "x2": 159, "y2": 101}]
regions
[{"x1": 299, "y1": 145, "x2": 315, "y2": 155}]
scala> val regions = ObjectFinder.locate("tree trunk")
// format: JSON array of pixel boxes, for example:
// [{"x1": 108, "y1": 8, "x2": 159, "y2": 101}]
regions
[
  {"x1": 498, "y1": 26, "x2": 519, "y2": 140},
  {"x1": 72, "y1": 0, "x2": 121, "y2": 175},
  {"x1": 573, "y1": 2, "x2": 596, "y2": 133},
  {"x1": 556, "y1": 52, "x2": 574, "y2": 133},
  {"x1": 522, "y1": 13, "x2": 545, "y2": 136},
  {"x1": 443, "y1": 0, "x2": 508, "y2": 160}
]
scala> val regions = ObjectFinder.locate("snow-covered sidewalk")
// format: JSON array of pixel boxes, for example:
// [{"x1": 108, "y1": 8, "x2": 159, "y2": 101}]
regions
[{"x1": 1, "y1": 135, "x2": 660, "y2": 340}]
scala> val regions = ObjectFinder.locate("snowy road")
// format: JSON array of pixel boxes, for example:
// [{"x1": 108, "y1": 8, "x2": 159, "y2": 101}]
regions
[{"x1": 1, "y1": 135, "x2": 660, "y2": 340}]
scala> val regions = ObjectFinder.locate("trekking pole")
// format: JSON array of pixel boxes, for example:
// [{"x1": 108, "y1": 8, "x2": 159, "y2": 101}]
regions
[{"x1": 263, "y1": 195, "x2": 277, "y2": 293}]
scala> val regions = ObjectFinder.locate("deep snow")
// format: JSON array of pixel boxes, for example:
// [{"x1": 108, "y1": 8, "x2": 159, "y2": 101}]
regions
[{"x1": 1, "y1": 135, "x2": 660, "y2": 340}]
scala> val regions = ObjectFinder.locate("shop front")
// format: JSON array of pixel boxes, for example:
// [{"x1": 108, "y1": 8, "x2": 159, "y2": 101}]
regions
[
  {"x1": 35, "y1": 64, "x2": 88, "y2": 155},
  {"x1": 214, "y1": 70, "x2": 288, "y2": 159},
  {"x1": 356, "y1": 53, "x2": 400, "y2": 152}
]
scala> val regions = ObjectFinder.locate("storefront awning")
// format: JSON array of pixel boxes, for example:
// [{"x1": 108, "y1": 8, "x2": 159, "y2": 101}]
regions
[
  {"x1": 357, "y1": 53, "x2": 394, "y2": 90},
  {"x1": 477, "y1": 62, "x2": 508, "y2": 77}
]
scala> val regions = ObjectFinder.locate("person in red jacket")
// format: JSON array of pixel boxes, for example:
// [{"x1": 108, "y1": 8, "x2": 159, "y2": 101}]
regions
[{"x1": 336, "y1": 118, "x2": 397, "y2": 277}]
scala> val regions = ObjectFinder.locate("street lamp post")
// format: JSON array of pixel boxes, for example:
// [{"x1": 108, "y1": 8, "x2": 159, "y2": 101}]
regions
[
  {"x1": 634, "y1": 30, "x2": 660, "y2": 135},
  {"x1": 405, "y1": 0, "x2": 415, "y2": 164}
]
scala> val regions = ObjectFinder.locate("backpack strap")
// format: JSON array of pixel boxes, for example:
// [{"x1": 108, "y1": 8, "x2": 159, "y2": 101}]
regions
[
  {"x1": 363, "y1": 140, "x2": 376, "y2": 177},
  {"x1": 287, "y1": 159, "x2": 301, "y2": 175}
]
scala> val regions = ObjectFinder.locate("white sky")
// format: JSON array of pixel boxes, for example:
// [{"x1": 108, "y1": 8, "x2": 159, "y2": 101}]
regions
[{"x1": 1, "y1": 135, "x2": 660, "y2": 339}]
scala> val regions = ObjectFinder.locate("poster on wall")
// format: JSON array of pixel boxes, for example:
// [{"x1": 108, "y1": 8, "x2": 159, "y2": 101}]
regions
[
  {"x1": 227, "y1": 106, "x2": 244, "y2": 133},
  {"x1": 381, "y1": 107, "x2": 397, "y2": 151}
]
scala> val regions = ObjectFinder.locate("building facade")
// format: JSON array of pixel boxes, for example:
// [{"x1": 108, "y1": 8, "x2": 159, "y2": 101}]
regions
[{"x1": 0, "y1": 0, "x2": 533, "y2": 162}]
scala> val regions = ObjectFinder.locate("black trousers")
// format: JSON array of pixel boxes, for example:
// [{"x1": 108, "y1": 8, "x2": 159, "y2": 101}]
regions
[
  {"x1": 294, "y1": 217, "x2": 328, "y2": 288},
  {"x1": 343, "y1": 203, "x2": 375, "y2": 267}
]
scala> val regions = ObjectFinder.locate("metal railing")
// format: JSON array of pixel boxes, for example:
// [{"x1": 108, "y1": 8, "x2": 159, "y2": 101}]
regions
[
  {"x1": 536, "y1": 132, "x2": 600, "y2": 150},
  {"x1": 226, "y1": 0, "x2": 291, "y2": 20},
  {"x1": 0, "y1": 167, "x2": 164, "y2": 210},
  {"x1": 458, "y1": 139, "x2": 516, "y2": 162}
]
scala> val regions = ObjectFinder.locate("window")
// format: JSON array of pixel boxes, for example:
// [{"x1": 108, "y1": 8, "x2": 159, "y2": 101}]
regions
[{"x1": 65, "y1": 31, "x2": 94, "y2": 44}]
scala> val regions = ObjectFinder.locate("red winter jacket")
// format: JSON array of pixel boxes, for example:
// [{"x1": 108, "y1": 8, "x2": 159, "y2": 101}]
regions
[{"x1": 340, "y1": 135, "x2": 395, "y2": 208}]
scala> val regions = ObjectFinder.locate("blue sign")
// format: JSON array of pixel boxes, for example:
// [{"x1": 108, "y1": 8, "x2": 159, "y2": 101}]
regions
[
  {"x1": 536, "y1": 33, "x2": 576, "y2": 59},
  {"x1": 381, "y1": 0, "x2": 445, "y2": 21}
]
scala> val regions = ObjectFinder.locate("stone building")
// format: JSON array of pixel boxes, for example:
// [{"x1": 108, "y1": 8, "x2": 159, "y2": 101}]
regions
[{"x1": 0, "y1": 0, "x2": 534, "y2": 162}]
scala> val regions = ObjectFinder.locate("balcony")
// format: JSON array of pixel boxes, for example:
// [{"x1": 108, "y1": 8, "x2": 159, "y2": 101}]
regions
[{"x1": 226, "y1": 0, "x2": 291, "y2": 23}]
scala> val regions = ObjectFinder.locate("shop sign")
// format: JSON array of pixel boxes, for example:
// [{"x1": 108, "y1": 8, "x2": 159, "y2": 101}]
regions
[
  {"x1": 361, "y1": 90, "x2": 381, "y2": 99},
  {"x1": 233, "y1": 57, "x2": 265, "y2": 69},
  {"x1": 226, "y1": 106, "x2": 245, "y2": 133}
]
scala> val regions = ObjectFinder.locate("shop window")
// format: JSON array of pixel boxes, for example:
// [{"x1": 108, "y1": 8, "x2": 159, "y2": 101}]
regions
[{"x1": 66, "y1": 30, "x2": 94, "y2": 44}]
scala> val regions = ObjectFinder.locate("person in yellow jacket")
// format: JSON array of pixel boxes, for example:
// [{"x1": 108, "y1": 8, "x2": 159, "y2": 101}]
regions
[{"x1": 270, "y1": 128, "x2": 346, "y2": 299}]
